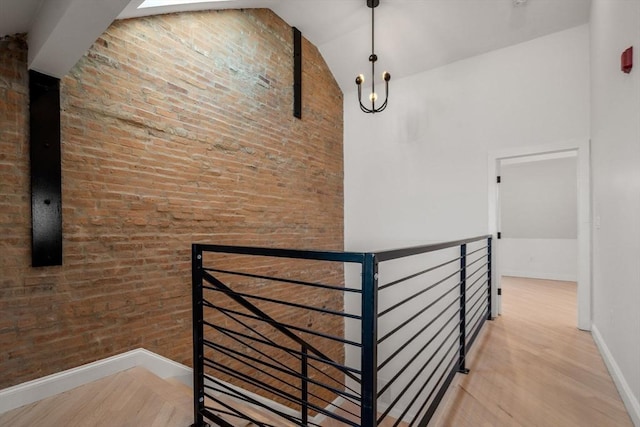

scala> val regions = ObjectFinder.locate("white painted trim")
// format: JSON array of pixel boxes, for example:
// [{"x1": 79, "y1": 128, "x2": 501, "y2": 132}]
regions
[
  {"x1": 134, "y1": 348, "x2": 192, "y2": 386},
  {"x1": 488, "y1": 138, "x2": 591, "y2": 330},
  {"x1": 500, "y1": 271, "x2": 577, "y2": 282},
  {"x1": 0, "y1": 349, "x2": 146, "y2": 414},
  {"x1": 591, "y1": 325, "x2": 640, "y2": 426},
  {"x1": 0, "y1": 348, "x2": 349, "y2": 424}
]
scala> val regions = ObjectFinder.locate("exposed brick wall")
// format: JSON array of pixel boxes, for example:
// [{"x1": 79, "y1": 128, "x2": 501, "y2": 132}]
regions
[{"x1": 0, "y1": 7, "x2": 344, "y2": 399}]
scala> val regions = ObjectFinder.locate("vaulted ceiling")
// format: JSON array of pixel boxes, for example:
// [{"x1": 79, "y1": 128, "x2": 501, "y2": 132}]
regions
[{"x1": 0, "y1": 0, "x2": 591, "y2": 92}]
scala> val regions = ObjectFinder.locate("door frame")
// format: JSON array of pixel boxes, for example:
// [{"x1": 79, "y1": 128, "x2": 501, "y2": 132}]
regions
[{"x1": 487, "y1": 139, "x2": 591, "y2": 330}]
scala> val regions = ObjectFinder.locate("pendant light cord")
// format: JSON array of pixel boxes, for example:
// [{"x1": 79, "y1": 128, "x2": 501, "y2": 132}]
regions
[{"x1": 371, "y1": 4, "x2": 376, "y2": 108}]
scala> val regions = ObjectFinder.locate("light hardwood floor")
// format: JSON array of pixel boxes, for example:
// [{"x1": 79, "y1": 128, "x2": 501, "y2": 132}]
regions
[
  {"x1": 0, "y1": 276, "x2": 631, "y2": 426},
  {"x1": 430, "y1": 276, "x2": 632, "y2": 427},
  {"x1": 0, "y1": 366, "x2": 193, "y2": 427}
]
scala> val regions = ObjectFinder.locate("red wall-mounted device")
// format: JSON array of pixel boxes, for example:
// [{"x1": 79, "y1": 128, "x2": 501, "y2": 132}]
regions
[{"x1": 621, "y1": 46, "x2": 633, "y2": 74}]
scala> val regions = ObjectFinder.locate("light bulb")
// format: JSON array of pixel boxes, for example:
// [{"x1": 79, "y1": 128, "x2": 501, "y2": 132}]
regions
[
  {"x1": 355, "y1": 74, "x2": 365, "y2": 85},
  {"x1": 369, "y1": 92, "x2": 378, "y2": 102}
]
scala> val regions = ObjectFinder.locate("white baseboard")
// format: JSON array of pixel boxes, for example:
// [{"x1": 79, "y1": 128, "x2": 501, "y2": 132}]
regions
[
  {"x1": 501, "y1": 270, "x2": 577, "y2": 282},
  {"x1": 0, "y1": 348, "x2": 345, "y2": 424},
  {"x1": 592, "y1": 325, "x2": 640, "y2": 426},
  {"x1": 0, "y1": 349, "x2": 194, "y2": 415}
]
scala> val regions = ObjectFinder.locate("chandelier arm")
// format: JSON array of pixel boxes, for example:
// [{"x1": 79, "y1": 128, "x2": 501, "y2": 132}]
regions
[{"x1": 357, "y1": 84, "x2": 372, "y2": 113}]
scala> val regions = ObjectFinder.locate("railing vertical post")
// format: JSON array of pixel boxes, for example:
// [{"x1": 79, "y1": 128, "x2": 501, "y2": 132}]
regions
[
  {"x1": 361, "y1": 253, "x2": 378, "y2": 427},
  {"x1": 191, "y1": 244, "x2": 208, "y2": 427},
  {"x1": 458, "y1": 244, "x2": 470, "y2": 374},
  {"x1": 487, "y1": 237, "x2": 493, "y2": 320},
  {"x1": 301, "y1": 344, "x2": 309, "y2": 426}
]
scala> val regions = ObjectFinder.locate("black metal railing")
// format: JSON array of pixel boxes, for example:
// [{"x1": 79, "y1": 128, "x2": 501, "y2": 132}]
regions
[{"x1": 191, "y1": 235, "x2": 492, "y2": 427}]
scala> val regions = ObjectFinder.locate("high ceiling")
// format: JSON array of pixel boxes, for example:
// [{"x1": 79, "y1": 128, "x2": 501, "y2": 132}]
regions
[{"x1": 0, "y1": 0, "x2": 591, "y2": 92}]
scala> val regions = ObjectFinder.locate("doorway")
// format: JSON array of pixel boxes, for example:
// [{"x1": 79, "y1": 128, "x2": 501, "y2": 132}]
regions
[{"x1": 488, "y1": 140, "x2": 591, "y2": 330}]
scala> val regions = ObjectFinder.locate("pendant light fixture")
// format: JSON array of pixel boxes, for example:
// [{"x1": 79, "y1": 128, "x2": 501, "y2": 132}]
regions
[{"x1": 355, "y1": 0, "x2": 390, "y2": 114}]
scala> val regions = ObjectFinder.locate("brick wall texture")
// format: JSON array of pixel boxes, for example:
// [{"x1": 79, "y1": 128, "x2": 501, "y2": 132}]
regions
[{"x1": 0, "y1": 7, "x2": 344, "y2": 400}]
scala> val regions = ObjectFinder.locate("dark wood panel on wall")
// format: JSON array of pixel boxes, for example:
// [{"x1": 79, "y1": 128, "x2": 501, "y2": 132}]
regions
[{"x1": 29, "y1": 70, "x2": 62, "y2": 267}]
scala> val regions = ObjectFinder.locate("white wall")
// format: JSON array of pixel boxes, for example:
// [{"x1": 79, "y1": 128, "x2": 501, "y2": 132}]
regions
[
  {"x1": 590, "y1": 0, "x2": 640, "y2": 424},
  {"x1": 343, "y1": 24, "x2": 590, "y2": 418},
  {"x1": 500, "y1": 238, "x2": 577, "y2": 281},
  {"x1": 499, "y1": 156, "x2": 578, "y2": 281},
  {"x1": 344, "y1": 24, "x2": 590, "y2": 251},
  {"x1": 500, "y1": 157, "x2": 577, "y2": 239}
]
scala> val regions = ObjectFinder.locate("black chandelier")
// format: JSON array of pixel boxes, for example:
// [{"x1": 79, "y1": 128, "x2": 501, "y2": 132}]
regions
[{"x1": 355, "y1": 0, "x2": 390, "y2": 114}]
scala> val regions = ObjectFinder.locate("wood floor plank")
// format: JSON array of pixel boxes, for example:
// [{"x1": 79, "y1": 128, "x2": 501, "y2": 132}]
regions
[
  {"x1": 0, "y1": 367, "x2": 192, "y2": 427},
  {"x1": 430, "y1": 276, "x2": 633, "y2": 427},
  {"x1": 1, "y1": 276, "x2": 631, "y2": 426}
]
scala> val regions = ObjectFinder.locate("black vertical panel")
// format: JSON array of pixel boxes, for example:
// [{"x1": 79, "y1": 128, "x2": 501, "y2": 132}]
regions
[
  {"x1": 293, "y1": 27, "x2": 302, "y2": 119},
  {"x1": 29, "y1": 70, "x2": 62, "y2": 267}
]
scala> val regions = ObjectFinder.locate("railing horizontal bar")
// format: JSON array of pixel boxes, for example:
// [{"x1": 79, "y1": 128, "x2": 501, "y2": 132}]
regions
[
  {"x1": 465, "y1": 272, "x2": 486, "y2": 294},
  {"x1": 203, "y1": 386, "x2": 290, "y2": 426},
  {"x1": 205, "y1": 348, "x2": 308, "y2": 404},
  {"x1": 374, "y1": 235, "x2": 491, "y2": 262},
  {"x1": 204, "y1": 365, "x2": 361, "y2": 427},
  {"x1": 466, "y1": 279, "x2": 488, "y2": 307},
  {"x1": 201, "y1": 270, "x2": 359, "y2": 388},
  {"x1": 466, "y1": 312, "x2": 485, "y2": 344},
  {"x1": 204, "y1": 266, "x2": 362, "y2": 294},
  {"x1": 206, "y1": 359, "x2": 325, "y2": 419},
  {"x1": 204, "y1": 338, "x2": 361, "y2": 403},
  {"x1": 202, "y1": 404, "x2": 293, "y2": 427},
  {"x1": 204, "y1": 320, "x2": 363, "y2": 377},
  {"x1": 378, "y1": 294, "x2": 460, "y2": 370},
  {"x1": 465, "y1": 261, "x2": 489, "y2": 281},
  {"x1": 214, "y1": 307, "x2": 299, "y2": 373},
  {"x1": 400, "y1": 344, "x2": 461, "y2": 426},
  {"x1": 314, "y1": 401, "x2": 362, "y2": 426},
  {"x1": 379, "y1": 333, "x2": 462, "y2": 424},
  {"x1": 464, "y1": 306, "x2": 485, "y2": 338},
  {"x1": 215, "y1": 308, "x2": 362, "y2": 396},
  {"x1": 212, "y1": 313, "x2": 359, "y2": 398},
  {"x1": 204, "y1": 284, "x2": 362, "y2": 320},
  {"x1": 465, "y1": 244, "x2": 488, "y2": 257},
  {"x1": 409, "y1": 352, "x2": 460, "y2": 427},
  {"x1": 467, "y1": 276, "x2": 488, "y2": 298},
  {"x1": 202, "y1": 298, "x2": 360, "y2": 347},
  {"x1": 465, "y1": 289, "x2": 488, "y2": 325},
  {"x1": 378, "y1": 255, "x2": 461, "y2": 291},
  {"x1": 203, "y1": 377, "x2": 303, "y2": 426},
  {"x1": 201, "y1": 400, "x2": 252, "y2": 427},
  {"x1": 206, "y1": 345, "x2": 361, "y2": 423},
  {"x1": 378, "y1": 282, "x2": 460, "y2": 345},
  {"x1": 203, "y1": 300, "x2": 363, "y2": 348},
  {"x1": 210, "y1": 321, "x2": 299, "y2": 376},
  {"x1": 465, "y1": 253, "x2": 486, "y2": 269},
  {"x1": 465, "y1": 306, "x2": 485, "y2": 332},
  {"x1": 195, "y1": 243, "x2": 366, "y2": 263},
  {"x1": 465, "y1": 312, "x2": 484, "y2": 343},
  {"x1": 378, "y1": 268, "x2": 461, "y2": 317},
  {"x1": 467, "y1": 311, "x2": 488, "y2": 351},
  {"x1": 378, "y1": 312, "x2": 460, "y2": 398},
  {"x1": 466, "y1": 299, "x2": 488, "y2": 333}
]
